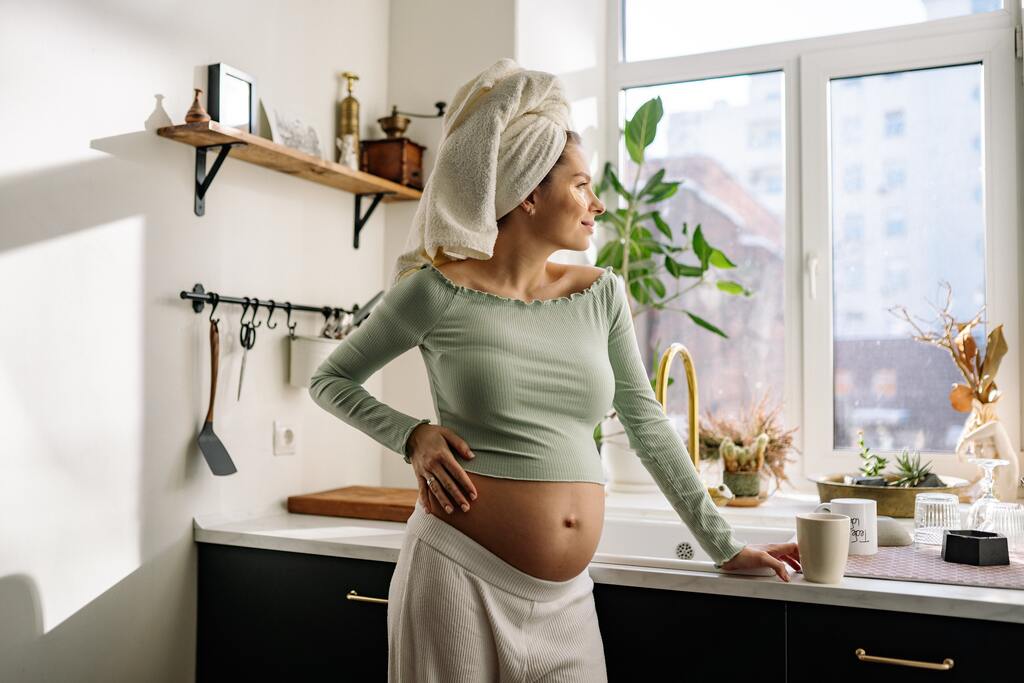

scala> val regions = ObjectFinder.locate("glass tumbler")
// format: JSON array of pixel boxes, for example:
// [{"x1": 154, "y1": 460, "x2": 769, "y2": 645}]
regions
[
  {"x1": 913, "y1": 492, "x2": 961, "y2": 546},
  {"x1": 989, "y1": 502, "x2": 1024, "y2": 553}
]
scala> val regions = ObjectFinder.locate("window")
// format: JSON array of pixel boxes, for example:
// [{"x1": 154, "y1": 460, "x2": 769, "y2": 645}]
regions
[
  {"x1": 884, "y1": 207, "x2": 907, "y2": 237},
  {"x1": 748, "y1": 119, "x2": 781, "y2": 148},
  {"x1": 841, "y1": 116, "x2": 862, "y2": 144},
  {"x1": 612, "y1": 1, "x2": 1019, "y2": 485},
  {"x1": 829, "y1": 64, "x2": 987, "y2": 454},
  {"x1": 884, "y1": 110, "x2": 905, "y2": 137},
  {"x1": 842, "y1": 164, "x2": 863, "y2": 192},
  {"x1": 620, "y1": 71, "x2": 785, "y2": 423},
  {"x1": 881, "y1": 260, "x2": 910, "y2": 294},
  {"x1": 622, "y1": 0, "x2": 1007, "y2": 62},
  {"x1": 843, "y1": 213, "x2": 864, "y2": 242},
  {"x1": 883, "y1": 160, "x2": 906, "y2": 191},
  {"x1": 750, "y1": 167, "x2": 783, "y2": 194}
]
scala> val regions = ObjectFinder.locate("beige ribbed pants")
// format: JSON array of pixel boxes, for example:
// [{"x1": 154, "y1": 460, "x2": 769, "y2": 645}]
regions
[{"x1": 387, "y1": 499, "x2": 608, "y2": 682}]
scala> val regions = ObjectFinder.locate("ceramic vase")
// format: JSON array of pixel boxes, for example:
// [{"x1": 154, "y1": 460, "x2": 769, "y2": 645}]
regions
[
  {"x1": 723, "y1": 470, "x2": 761, "y2": 498},
  {"x1": 955, "y1": 400, "x2": 1021, "y2": 502},
  {"x1": 600, "y1": 415, "x2": 658, "y2": 493}
]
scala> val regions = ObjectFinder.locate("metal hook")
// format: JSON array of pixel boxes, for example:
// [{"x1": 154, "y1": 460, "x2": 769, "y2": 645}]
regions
[
  {"x1": 247, "y1": 298, "x2": 262, "y2": 329},
  {"x1": 239, "y1": 297, "x2": 254, "y2": 345},
  {"x1": 265, "y1": 299, "x2": 278, "y2": 329},
  {"x1": 208, "y1": 292, "x2": 220, "y2": 326},
  {"x1": 284, "y1": 302, "x2": 297, "y2": 339},
  {"x1": 239, "y1": 297, "x2": 251, "y2": 331}
]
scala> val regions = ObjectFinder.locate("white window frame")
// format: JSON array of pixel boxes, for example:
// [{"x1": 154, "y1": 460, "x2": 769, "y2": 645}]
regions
[
  {"x1": 605, "y1": 2, "x2": 1023, "y2": 490},
  {"x1": 802, "y1": 23, "x2": 1020, "y2": 480}
]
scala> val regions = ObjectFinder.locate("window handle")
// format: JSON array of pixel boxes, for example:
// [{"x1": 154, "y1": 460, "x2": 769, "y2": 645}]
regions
[{"x1": 806, "y1": 253, "x2": 819, "y2": 300}]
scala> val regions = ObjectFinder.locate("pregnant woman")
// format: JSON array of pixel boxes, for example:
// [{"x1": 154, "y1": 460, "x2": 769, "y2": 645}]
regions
[{"x1": 309, "y1": 58, "x2": 800, "y2": 683}]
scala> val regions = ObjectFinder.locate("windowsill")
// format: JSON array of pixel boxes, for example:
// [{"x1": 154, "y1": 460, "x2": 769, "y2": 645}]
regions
[
  {"x1": 605, "y1": 488, "x2": 822, "y2": 529},
  {"x1": 604, "y1": 488, "x2": 948, "y2": 532}
]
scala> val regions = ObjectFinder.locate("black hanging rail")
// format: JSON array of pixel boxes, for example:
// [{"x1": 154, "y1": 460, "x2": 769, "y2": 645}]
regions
[{"x1": 179, "y1": 283, "x2": 383, "y2": 335}]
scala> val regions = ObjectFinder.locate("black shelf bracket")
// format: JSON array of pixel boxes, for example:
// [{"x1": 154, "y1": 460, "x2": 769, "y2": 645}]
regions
[
  {"x1": 195, "y1": 142, "x2": 247, "y2": 216},
  {"x1": 354, "y1": 191, "x2": 397, "y2": 249}
]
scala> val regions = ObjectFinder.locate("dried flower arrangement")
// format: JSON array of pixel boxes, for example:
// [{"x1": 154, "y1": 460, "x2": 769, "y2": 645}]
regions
[
  {"x1": 698, "y1": 391, "x2": 800, "y2": 494},
  {"x1": 887, "y1": 281, "x2": 1007, "y2": 432}
]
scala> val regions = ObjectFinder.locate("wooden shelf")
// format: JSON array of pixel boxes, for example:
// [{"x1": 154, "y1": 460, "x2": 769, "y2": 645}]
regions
[{"x1": 156, "y1": 121, "x2": 422, "y2": 247}]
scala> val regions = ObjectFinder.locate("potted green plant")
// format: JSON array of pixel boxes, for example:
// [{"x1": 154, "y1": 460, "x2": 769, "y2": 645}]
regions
[
  {"x1": 850, "y1": 429, "x2": 888, "y2": 486},
  {"x1": 697, "y1": 391, "x2": 799, "y2": 503},
  {"x1": 813, "y1": 430, "x2": 970, "y2": 517},
  {"x1": 591, "y1": 96, "x2": 753, "y2": 492},
  {"x1": 719, "y1": 433, "x2": 768, "y2": 501}
]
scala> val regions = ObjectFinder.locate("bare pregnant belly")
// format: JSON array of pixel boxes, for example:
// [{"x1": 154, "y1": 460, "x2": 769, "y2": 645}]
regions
[{"x1": 424, "y1": 472, "x2": 606, "y2": 582}]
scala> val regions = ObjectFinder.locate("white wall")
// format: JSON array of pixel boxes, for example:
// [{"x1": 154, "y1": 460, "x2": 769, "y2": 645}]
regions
[{"x1": 0, "y1": 0, "x2": 394, "y2": 679}]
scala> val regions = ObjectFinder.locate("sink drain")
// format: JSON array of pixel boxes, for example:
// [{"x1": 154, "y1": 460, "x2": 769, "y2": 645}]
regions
[{"x1": 674, "y1": 542, "x2": 694, "y2": 560}]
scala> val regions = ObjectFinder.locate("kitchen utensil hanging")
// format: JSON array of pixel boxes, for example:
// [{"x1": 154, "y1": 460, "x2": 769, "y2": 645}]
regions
[
  {"x1": 237, "y1": 297, "x2": 260, "y2": 401},
  {"x1": 181, "y1": 283, "x2": 385, "y2": 475},
  {"x1": 196, "y1": 294, "x2": 237, "y2": 476}
]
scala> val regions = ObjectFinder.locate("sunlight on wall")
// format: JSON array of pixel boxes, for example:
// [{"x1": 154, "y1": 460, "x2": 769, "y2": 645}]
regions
[{"x1": 0, "y1": 217, "x2": 144, "y2": 632}]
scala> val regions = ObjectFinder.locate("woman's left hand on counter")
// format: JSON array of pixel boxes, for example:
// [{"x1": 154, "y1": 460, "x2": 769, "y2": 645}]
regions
[{"x1": 720, "y1": 543, "x2": 801, "y2": 582}]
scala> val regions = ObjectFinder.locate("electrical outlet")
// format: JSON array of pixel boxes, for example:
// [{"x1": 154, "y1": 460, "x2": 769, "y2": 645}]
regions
[{"x1": 273, "y1": 420, "x2": 297, "y2": 456}]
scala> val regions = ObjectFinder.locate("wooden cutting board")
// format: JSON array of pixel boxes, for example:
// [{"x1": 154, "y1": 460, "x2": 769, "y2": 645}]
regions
[{"x1": 287, "y1": 485, "x2": 418, "y2": 522}]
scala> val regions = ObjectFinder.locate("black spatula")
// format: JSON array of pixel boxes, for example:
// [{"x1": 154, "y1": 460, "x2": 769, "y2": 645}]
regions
[{"x1": 198, "y1": 319, "x2": 237, "y2": 475}]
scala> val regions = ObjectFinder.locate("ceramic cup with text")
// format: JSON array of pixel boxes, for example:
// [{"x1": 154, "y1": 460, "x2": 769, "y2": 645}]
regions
[
  {"x1": 796, "y1": 512, "x2": 851, "y2": 583},
  {"x1": 815, "y1": 498, "x2": 878, "y2": 556}
]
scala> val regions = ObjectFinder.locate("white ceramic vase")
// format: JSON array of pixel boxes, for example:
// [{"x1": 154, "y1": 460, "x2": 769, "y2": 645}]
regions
[
  {"x1": 955, "y1": 411, "x2": 1021, "y2": 502},
  {"x1": 600, "y1": 414, "x2": 659, "y2": 493}
]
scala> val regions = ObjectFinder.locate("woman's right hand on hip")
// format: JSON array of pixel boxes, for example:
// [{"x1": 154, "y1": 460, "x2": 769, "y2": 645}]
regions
[{"x1": 406, "y1": 424, "x2": 478, "y2": 515}]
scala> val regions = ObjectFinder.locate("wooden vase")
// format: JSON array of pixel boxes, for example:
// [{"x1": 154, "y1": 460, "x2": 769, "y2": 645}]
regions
[{"x1": 185, "y1": 88, "x2": 211, "y2": 123}]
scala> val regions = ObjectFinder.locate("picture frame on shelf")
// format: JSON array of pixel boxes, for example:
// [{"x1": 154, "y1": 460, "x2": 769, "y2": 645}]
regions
[
  {"x1": 270, "y1": 108, "x2": 323, "y2": 159},
  {"x1": 207, "y1": 63, "x2": 256, "y2": 134}
]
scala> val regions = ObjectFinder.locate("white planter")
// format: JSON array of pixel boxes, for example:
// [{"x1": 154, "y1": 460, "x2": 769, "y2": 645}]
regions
[
  {"x1": 600, "y1": 414, "x2": 659, "y2": 493},
  {"x1": 289, "y1": 334, "x2": 343, "y2": 388}
]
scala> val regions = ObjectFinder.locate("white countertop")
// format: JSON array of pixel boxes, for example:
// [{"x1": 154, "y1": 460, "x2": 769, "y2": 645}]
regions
[{"x1": 194, "y1": 491, "x2": 1024, "y2": 625}]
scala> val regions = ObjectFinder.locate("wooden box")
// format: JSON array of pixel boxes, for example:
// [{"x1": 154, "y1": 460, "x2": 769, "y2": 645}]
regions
[{"x1": 360, "y1": 137, "x2": 425, "y2": 189}]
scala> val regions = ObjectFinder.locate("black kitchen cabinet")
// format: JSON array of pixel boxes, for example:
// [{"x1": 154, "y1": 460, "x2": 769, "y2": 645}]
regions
[
  {"x1": 787, "y1": 601, "x2": 1023, "y2": 682},
  {"x1": 197, "y1": 544, "x2": 394, "y2": 681},
  {"x1": 197, "y1": 543, "x2": 1023, "y2": 682},
  {"x1": 593, "y1": 581, "x2": 787, "y2": 680}
]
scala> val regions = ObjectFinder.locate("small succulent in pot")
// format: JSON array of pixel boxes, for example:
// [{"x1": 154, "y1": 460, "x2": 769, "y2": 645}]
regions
[
  {"x1": 847, "y1": 432, "x2": 947, "y2": 488},
  {"x1": 719, "y1": 433, "x2": 769, "y2": 498},
  {"x1": 891, "y1": 448, "x2": 945, "y2": 488},
  {"x1": 850, "y1": 429, "x2": 889, "y2": 486},
  {"x1": 698, "y1": 391, "x2": 799, "y2": 495}
]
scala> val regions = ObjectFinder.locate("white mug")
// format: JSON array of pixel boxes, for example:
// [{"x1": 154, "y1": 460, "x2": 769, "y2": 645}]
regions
[{"x1": 815, "y1": 498, "x2": 878, "y2": 556}]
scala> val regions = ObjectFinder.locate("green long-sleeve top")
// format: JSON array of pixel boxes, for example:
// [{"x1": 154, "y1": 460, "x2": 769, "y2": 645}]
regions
[{"x1": 308, "y1": 263, "x2": 746, "y2": 565}]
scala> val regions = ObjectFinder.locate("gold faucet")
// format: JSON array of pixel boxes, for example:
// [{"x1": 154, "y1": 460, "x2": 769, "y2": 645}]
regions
[{"x1": 654, "y1": 342, "x2": 733, "y2": 506}]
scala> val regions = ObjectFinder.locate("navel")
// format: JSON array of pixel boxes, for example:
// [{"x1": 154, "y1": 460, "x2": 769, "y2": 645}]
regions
[{"x1": 563, "y1": 514, "x2": 578, "y2": 528}]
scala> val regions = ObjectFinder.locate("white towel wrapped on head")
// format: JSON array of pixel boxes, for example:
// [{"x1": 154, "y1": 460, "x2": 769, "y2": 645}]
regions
[{"x1": 390, "y1": 58, "x2": 573, "y2": 286}]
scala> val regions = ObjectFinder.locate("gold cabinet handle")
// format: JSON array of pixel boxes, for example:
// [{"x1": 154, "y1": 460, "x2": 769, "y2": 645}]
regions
[
  {"x1": 855, "y1": 648, "x2": 954, "y2": 671},
  {"x1": 346, "y1": 589, "x2": 388, "y2": 605}
]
